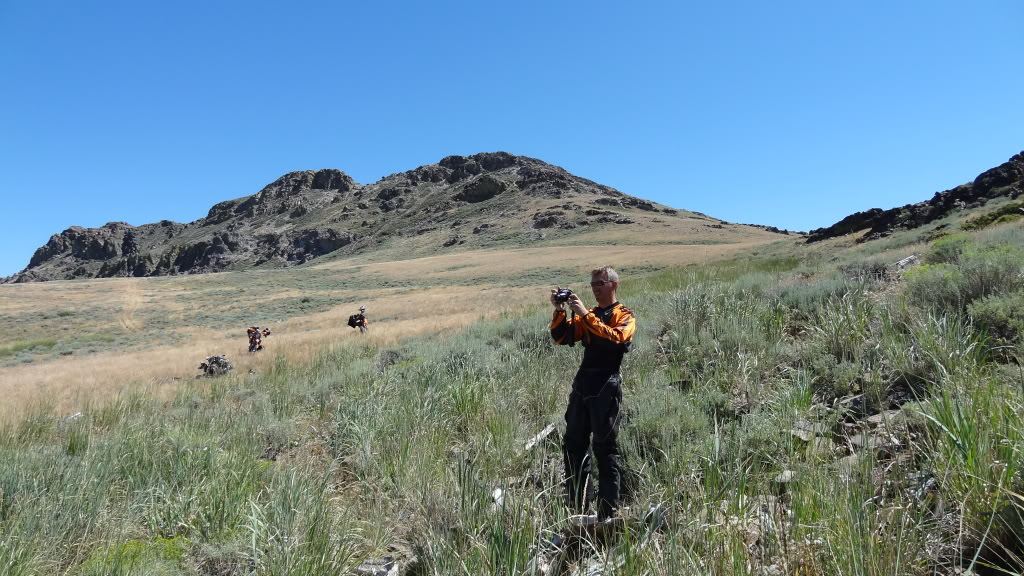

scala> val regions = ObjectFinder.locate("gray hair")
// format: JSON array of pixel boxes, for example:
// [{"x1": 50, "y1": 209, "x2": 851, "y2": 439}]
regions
[{"x1": 591, "y1": 266, "x2": 619, "y2": 283}]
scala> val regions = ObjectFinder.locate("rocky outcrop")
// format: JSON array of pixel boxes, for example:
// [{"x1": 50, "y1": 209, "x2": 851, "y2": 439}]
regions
[
  {"x1": 29, "y1": 222, "x2": 133, "y2": 268},
  {"x1": 808, "y1": 152, "x2": 1024, "y2": 243},
  {"x1": 284, "y1": 228, "x2": 355, "y2": 262},
  {"x1": 532, "y1": 210, "x2": 573, "y2": 229},
  {"x1": 454, "y1": 175, "x2": 507, "y2": 203}
]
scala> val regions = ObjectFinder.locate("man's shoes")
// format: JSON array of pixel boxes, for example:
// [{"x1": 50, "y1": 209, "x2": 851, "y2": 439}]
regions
[
  {"x1": 596, "y1": 505, "x2": 619, "y2": 523},
  {"x1": 595, "y1": 515, "x2": 624, "y2": 543}
]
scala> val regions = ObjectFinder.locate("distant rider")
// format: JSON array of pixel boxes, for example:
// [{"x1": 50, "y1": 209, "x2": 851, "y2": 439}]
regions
[
  {"x1": 348, "y1": 306, "x2": 369, "y2": 333},
  {"x1": 247, "y1": 326, "x2": 271, "y2": 352}
]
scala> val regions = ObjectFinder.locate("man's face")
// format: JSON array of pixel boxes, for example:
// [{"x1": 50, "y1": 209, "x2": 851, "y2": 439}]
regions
[{"x1": 590, "y1": 274, "x2": 616, "y2": 301}]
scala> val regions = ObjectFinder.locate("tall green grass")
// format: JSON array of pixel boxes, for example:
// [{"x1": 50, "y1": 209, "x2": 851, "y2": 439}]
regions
[{"x1": 2, "y1": 224, "x2": 1024, "y2": 574}]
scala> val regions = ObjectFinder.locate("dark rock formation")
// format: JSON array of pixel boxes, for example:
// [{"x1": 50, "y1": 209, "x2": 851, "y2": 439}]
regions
[
  {"x1": 29, "y1": 222, "x2": 132, "y2": 268},
  {"x1": 807, "y1": 152, "x2": 1024, "y2": 243},
  {"x1": 286, "y1": 228, "x2": 355, "y2": 262},
  {"x1": 532, "y1": 210, "x2": 572, "y2": 229},
  {"x1": 454, "y1": 175, "x2": 507, "y2": 203}
]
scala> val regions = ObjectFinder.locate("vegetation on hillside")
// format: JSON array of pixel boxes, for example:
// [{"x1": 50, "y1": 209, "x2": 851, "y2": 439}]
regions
[
  {"x1": 2, "y1": 223, "x2": 1024, "y2": 575},
  {"x1": 963, "y1": 200, "x2": 1024, "y2": 231}
]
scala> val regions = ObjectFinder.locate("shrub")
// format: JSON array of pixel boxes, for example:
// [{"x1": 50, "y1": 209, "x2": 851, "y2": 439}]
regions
[
  {"x1": 906, "y1": 243, "x2": 1024, "y2": 312},
  {"x1": 962, "y1": 200, "x2": 1024, "y2": 231},
  {"x1": 838, "y1": 258, "x2": 890, "y2": 281},
  {"x1": 811, "y1": 293, "x2": 873, "y2": 363},
  {"x1": 805, "y1": 353, "x2": 861, "y2": 401},
  {"x1": 969, "y1": 290, "x2": 1024, "y2": 352},
  {"x1": 924, "y1": 233, "x2": 972, "y2": 265},
  {"x1": 776, "y1": 274, "x2": 865, "y2": 316},
  {"x1": 79, "y1": 537, "x2": 188, "y2": 576},
  {"x1": 0, "y1": 339, "x2": 58, "y2": 358},
  {"x1": 958, "y1": 243, "x2": 1024, "y2": 303}
]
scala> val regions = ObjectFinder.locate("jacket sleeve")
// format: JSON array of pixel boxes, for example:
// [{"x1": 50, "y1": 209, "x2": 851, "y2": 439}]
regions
[
  {"x1": 580, "y1": 308, "x2": 636, "y2": 345},
  {"x1": 550, "y1": 310, "x2": 585, "y2": 345}
]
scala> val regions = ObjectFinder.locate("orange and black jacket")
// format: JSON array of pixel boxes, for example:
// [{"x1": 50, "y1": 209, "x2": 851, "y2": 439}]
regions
[
  {"x1": 550, "y1": 302, "x2": 636, "y2": 374},
  {"x1": 247, "y1": 328, "x2": 270, "y2": 340}
]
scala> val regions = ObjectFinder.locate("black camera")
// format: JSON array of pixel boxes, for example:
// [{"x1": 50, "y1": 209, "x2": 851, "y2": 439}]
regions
[{"x1": 554, "y1": 288, "x2": 574, "y2": 303}]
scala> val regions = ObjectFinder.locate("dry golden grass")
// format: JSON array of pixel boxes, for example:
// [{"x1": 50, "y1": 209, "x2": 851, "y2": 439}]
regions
[
  {"x1": 316, "y1": 242, "x2": 768, "y2": 281},
  {"x1": 0, "y1": 239, "x2": 778, "y2": 421},
  {"x1": 0, "y1": 284, "x2": 538, "y2": 421}
]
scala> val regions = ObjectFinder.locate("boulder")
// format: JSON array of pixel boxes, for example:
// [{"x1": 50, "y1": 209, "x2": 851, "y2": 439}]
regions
[
  {"x1": 532, "y1": 210, "x2": 571, "y2": 229},
  {"x1": 454, "y1": 175, "x2": 507, "y2": 203}
]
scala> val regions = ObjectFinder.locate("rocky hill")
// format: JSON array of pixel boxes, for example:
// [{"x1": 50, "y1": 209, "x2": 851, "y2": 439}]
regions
[
  {"x1": 6, "y1": 152, "x2": 783, "y2": 283},
  {"x1": 807, "y1": 151, "x2": 1024, "y2": 243}
]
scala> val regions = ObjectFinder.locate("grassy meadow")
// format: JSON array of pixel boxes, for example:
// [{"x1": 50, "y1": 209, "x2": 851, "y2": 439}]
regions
[
  {"x1": 3, "y1": 214, "x2": 1024, "y2": 574},
  {"x1": 0, "y1": 242, "x2": 765, "y2": 420}
]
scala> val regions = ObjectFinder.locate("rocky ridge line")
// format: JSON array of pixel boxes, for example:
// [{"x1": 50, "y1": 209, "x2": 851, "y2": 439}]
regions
[
  {"x1": 6, "y1": 152, "x2": 737, "y2": 283},
  {"x1": 807, "y1": 151, "x2": 1024, "y2": 243}
]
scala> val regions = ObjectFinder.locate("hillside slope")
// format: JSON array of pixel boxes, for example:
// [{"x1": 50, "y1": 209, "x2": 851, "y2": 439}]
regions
[
  {"x1": 7, "y1": 152, "x2": 785, "y2": 283},
  {"x1": 807, "y1": 151, "x2": 1023, "y2": 243}
]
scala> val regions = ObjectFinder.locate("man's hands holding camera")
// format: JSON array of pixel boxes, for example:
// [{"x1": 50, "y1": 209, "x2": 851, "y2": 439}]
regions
[{"x1": 550, "y1": 287, "x2": 588, "y2": 316}]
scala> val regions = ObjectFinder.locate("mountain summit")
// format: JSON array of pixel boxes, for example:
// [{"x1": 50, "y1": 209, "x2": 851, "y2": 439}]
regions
[{"x1": 7, "y1": 152, "x2": 782, "y2": 283}]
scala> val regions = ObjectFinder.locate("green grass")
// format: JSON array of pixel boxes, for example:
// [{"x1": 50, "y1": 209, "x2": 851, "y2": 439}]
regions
[
  {"x1": 3, "y1": 223, "x2": 1024, "y2": 575},
  {"x1": 0, "y1": 338, "x2": 57, "y2": 358},
  {"x1": 963, "y1": 200, "x2": 1024, "y2": 231}
]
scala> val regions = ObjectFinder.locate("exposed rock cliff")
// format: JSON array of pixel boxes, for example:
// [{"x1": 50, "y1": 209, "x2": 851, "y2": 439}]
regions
[{"x1": 807, "y1": 152, "x2": 1024, "y2": 243}]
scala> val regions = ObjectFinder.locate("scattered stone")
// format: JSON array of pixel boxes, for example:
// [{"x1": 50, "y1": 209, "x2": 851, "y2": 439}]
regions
[
  {"x1": 583, "y1": 554, "x2": 625, "y2": 575},
  {"x1": 352, "y1": 557, "x2": 399, "y2": 576},
  {"x1": 895, "y1": 254, "x2": 919, "y2": 271},
  {"x1": 865, "y1": 410, "x2": 901, "y2": 427},
  {"x1": 849, "y1": 434, "x2": 879, "y2": 451},
  {"x1": 790, "y1": 428, "x2": 814, "y2": 442},
  {"x1": 773, "y1": 470, "x2": 797, "y2": 485},
  {"x1": 809, "y1": 437, "x2": 834, "y2": 457},
  {"x1": 58, "y1": 412, "x2": 83, "y2": 425},
  {"x1": 839, "y1": 454, "x2": 861, "y2": 478},
  {"x1": 525, "y1": 423, "x2": 557, "y2": 451}
]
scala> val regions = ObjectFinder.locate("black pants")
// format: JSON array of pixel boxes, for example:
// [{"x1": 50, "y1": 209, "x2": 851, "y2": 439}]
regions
[{"x1": 562, "y1": 371, "x2": 622, "y2": 519}]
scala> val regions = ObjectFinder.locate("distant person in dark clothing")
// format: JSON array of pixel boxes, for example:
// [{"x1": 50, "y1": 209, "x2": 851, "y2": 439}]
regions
[
  {"x1": 549, "y1": 266, "x2": 636, "y2": 521},
  {"x1": 348, "y1": 306, "x2": 368, "y2": 333}
]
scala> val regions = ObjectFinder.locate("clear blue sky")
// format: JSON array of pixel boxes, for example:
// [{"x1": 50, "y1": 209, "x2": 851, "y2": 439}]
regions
[{"x1": 2, "y1": 1, "x2": 1022, "y2": 277}]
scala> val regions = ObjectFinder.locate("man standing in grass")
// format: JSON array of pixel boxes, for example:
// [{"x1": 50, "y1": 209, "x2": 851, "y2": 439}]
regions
[{"x1": 550, "y1": 266, "x2": 636, "y2": 521}]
